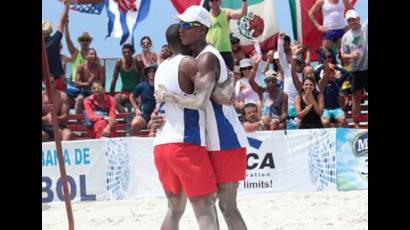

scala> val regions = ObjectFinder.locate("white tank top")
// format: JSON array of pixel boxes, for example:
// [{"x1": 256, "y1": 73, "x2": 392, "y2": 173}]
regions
[
  {"x1": 153, "y1": 54, "x2": 206, "y2": 147},
  {"x1": 322, "y1": 0, "x2": 346, "y2": 30},
  {"x1": 197, "y1": 45, "x2": 247, "y2": 151}
]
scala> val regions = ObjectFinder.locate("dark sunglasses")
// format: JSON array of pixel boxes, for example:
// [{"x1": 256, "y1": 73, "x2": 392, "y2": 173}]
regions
[
  {"x1": 179, "y1": 21, "x2": 202, "y2": 30},
  {"x1": 240, "y1": 67, "x2": 252, "y2": 71}
]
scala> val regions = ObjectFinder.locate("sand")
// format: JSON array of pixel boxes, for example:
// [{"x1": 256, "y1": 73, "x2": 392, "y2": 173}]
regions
[{"x1": 42, "y1": 189, "x2": 368, "y2": 230}]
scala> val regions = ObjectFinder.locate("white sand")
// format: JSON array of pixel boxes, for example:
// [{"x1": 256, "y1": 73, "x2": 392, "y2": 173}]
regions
[{"x1": 42, "y1": 190, "x2": 368, "y2": 230}]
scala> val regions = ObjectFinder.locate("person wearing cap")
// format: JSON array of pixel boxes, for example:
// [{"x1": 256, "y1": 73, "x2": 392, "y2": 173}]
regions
[
  {"x1": 248, "y1": 69, "x2": 289, "y2": 130},
  {"x1": 64, "y1": 17, "x2": 94, "y2": 82},
  {"x1": 42, "y1": 76, "x2": 72, "y2": 142},
  {"x1": 170, "y1": 5, "x2": 248, "y2": 229},
  {"x1": 74, "y1": 48, "x2": 105, "y2": 114},
  {"x1": 83, "y1": 81, "x2": 117, "y2": 138},
  {"x1": 264, "y1": 50, "x2": 284, "y2": 89},
  {"x1": 43, "y1": 0, "x2": 70, "y2": 92},
  {"x1": 206, "y1": 0, "x2": 248, "y2": 71},
  {"x1": 230, "y1": 33, "x2": 246, "y2": 66},
  {"x1": 129, "y1": 64, "x2": 157, "y2": 136},
  {"x1": 110, "y1": 44, "x2": 144, "y2": 113},
  {"x1": 234, "y1": 58, "x2": 261, "y2": 112},
  {"x1": 308, "y1": 0, "x2": 354, "y2": 51},
  {"x1": 341, "y1": 9, "x2": 368, "y2": 128}
]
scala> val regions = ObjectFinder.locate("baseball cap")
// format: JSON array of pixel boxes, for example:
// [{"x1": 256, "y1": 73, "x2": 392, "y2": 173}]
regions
[
  {"x1": 177, "y1": 5, "x2": 211, "y2": 28},
  {"x1": 345, "y1": 9, "x2": 359, "y2": 20},
  {"x1": 264, "y1": 69, "x2": 278, "y2": 80},
  {"x1": 273, "y1": 51, "x2": 279, "y2": 60}
]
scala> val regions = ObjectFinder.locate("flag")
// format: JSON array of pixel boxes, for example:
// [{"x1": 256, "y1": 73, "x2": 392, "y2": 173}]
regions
[
  {"x1": 69, "y1": 1, "x2": 105, "y2": 14},
  {"x1": 171, "y1": 0, "x2": 279, "y2": 56},
  {"x1": 289, "y1": 0, "x2": 357, "y2": 61},
  {"x1": 105, "y1": 0, "x2": 151, "y2": 45}
]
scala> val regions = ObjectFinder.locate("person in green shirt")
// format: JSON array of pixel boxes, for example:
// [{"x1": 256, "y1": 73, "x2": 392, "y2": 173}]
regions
[
  {"x1": 206, "y1": 0, "x2": 248, "y2": 71},
  {"x1": 110, "y1": 44, "x2": 144, "y2": 113}
]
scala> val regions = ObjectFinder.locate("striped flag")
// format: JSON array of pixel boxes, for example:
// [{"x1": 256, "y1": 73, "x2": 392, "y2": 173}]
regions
[
  {"x1": 171, "y1": 0, "x2": 279, "y2": 56},
  {"x1": 289, "y1": 0, "x2": 357, "y2": 60},
  {"x1": 105, "y1": 0, "x2": 151, "y2": 45},
  {"x1": 68, "y1": 1, "x2": 105, "y2": 15}
]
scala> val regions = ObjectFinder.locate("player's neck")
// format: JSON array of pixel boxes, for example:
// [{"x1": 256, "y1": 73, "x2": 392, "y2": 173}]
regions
[{"x1": 191, "y1": 40, "x2": 208, "y2": 58}]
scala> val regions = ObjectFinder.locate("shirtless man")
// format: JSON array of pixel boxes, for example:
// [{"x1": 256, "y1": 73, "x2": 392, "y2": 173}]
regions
[
  {"x1": 74, "y1": 48, "x2": 105, "y2": 114},
  {"x1": 42, "y1": 77, "x2": 72, "y2": 141}
]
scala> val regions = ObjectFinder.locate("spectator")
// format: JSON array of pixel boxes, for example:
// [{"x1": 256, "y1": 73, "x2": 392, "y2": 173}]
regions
[
  {"x1": 83, "y1": 81, "x2": 117, "y2": 138},
  {"x1": 318, "y1": 63, "x2": 349, "y2": 127},
  {"x1": 159, "y1": 44, "x2": 172, "y2": 63},
  {"x1": 130, "y1": 64, "x2": 157, "y2": 136},
  {"x1": 308, "y1": 0, "x2": 353, "y2": 51},
  {"x1": 295, "y1": 77, "x2": 324, "y2": 129},
  {"x1": 250, "y1": 70, "x2": 288, "y2": 130},
  {"x1": 59, "y1": 43, "x2": 73, "y2": 76},
  {"x1": 206, "y1": 0, "x2": 248, "y2": 70},
  {"x1": 135, "y1": 36, "x2": 160, "y2": 69},
  {"x1": 290, "y1": 45, "x2": 321, "y2": 94},
  {"x1": 278, "y1": 33, "x2": 304, "y2": 124},
  {"x1": 74, "y1": 48, "x2": 106, "y2": 114},
  {"x1": 233, "y1": 65, "x2": 242, "y2": 83},
  {"x1": 264, "y1": 50, "x2": 284, "y2": 89},
  {"x1": 341, "y1": 10, "x2": 368, "y2": 128},
  {"x1": 42, "y1": 77, "x2": 72, "y2": 142},
  {"x1": 234, "y1": 58, "x2": 261, "y2": 112},
  {"x1": 231, "y1": 33, "x2": 246, "y2": 67},
  {"x1": 65, "y1": 19, "x2": 94, "y2": 83},
  {"x1": 42, "y1": 0, "x2": 69, "y2": 91},
  {"x1": 110, "y1": 44, "x2": 144, "y2": 113},
  {"x1": 242, "y1": 103, "x2": 271, "y2": 132}
]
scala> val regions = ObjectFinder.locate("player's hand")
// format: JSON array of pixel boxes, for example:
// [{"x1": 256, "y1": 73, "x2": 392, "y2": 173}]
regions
[{"x1": 154, "y1": 85, "x2": 177, "y2": 103}]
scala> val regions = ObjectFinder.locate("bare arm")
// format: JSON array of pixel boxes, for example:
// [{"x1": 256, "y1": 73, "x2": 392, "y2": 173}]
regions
[
  {"x1": 305, "y1": 49, "x2": 311, "y2": 66},
  {"x1": 243, "y1": 120, "x2": 264, "y2": 133},
  {"x1": 280, "y1": 92, "x2": 288, "y2": 122},
  {"x1": 311, "y1": 93, "x2": 324, "y2": 116},
  {"x1": 110, "y1": 61, "x2": 121, "y2": 94},
  {"x1": 75, "y1": 65, "x2": 90, "y2": 88},
  {"x1": 308, "y1": 0, "x2": 325, "y2": 31},
  {"x1": 57, "y1": 92, "x2": 70, "y2": 124},
  {"x1": 65, "y1": 20, "x2": 79, "y2": 58},
  {"x1": 295, "y1": 95, "x2": 313, "y2": 119},
  {"x1": 211, "y1": 71, "x2": 236, "y2": 105},
  {"x1": 155, "y1": 53, "x2": 218, "y2": 110},
  {"x1": 225, "y1": 1, "x2": 248, "y2": 20},
  {"x1": 277, "y1": 33, "x2": 290, "y2": 73},
  {"x1": 57, "y1": 1, "x2": 70, "y2": 33},
  {"x1": 129, "y1": 94, "x2": 142, "y2": 114},
  {"x1": 344, "y1": 0, "x2": 354, "y2": 10}
]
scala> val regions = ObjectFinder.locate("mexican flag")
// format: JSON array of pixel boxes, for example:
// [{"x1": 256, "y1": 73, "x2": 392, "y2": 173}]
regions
[
  {"x1": 289, "y1": 0, "x2": 357, "y2": 61},
  {"x1": 171, "y1": 0, "x2": 280, "y2": 56}
]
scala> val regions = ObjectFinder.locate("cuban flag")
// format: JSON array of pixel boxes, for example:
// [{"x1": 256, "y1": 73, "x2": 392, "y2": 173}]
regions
[{"x1": 106, "y1": 0, "x2": 151, "y2": 45}]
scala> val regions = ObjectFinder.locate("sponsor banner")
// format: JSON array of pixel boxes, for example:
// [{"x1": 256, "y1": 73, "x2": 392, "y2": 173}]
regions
[
  {"x1": 336, "y1": 129, "x2": 368, "y2": 191},
  {"x1": 42, "y1": 139, "x2": 107, "y2": 203}
]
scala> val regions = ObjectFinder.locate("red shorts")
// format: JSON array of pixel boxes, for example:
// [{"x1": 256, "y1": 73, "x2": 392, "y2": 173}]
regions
[
  {"x1": 89, "y1": 119, "x2": 116, "y2": 138},
  {"x1": 209, "y1": 147, "x2": 247, "y2": 184},
  {"x1": 154, "y1": 143, "x2": 217, "y2": 197},
  {"x1": 115, "y1": 91, "x2": 131, "y2": 101}
]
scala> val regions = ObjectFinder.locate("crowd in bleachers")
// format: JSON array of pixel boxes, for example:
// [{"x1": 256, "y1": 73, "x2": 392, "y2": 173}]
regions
[{"x1": 42, "y1": 0, "x2": 367, "y2": 142}]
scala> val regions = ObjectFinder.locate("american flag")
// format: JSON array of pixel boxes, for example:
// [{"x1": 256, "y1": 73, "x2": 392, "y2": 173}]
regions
[{"x1": 69, "y1": 2, "x2": 105, "y2": 15}]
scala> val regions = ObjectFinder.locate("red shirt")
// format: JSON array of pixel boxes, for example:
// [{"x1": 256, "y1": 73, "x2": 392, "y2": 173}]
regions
[{"x1": 83, "y1": 94, "x2": 116, "y2": 122}]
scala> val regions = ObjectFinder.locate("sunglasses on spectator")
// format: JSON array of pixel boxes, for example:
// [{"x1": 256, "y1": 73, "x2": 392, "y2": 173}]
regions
[{"x1": 179, "y1": 21, "x2": 202, "y2": 30}]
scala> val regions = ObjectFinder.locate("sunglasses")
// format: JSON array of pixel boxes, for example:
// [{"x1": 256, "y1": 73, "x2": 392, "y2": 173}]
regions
[
  {"x1": 179, "y1": 21, "x2": 202, "y2": 30},
  {"x1": 241, "y1": 67, "x2": 252, "y2": 71},
  {"x1": 80, "y1": 39, "x2": 90, "y2": 43}
]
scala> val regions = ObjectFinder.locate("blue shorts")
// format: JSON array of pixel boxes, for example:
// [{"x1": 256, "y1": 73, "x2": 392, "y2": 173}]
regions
[
  {"x1": 323, "y1": 108, "x2": 345, "y2": 120},
  {"x1": 323, "y1": 29, "x2": 345, "y2": 41}
]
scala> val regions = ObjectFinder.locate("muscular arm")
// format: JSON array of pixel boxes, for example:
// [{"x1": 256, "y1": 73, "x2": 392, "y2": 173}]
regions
[
  {"x1": 110, "y1": 61, "x2": 121, "y2": 94},
  {"x1": 225, "y1": 1, "x2": 248, "y2": 20},
  {"x1": 211, "y1": 71, "x2": 236, "y2": 105},
  {"x1": 156, "y1": 53, "x2": 218, "y2": 110}
]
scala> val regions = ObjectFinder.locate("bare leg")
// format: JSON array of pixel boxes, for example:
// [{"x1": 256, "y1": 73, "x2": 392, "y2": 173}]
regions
[
  {"x1": 130, "y1": 115, "x2": 147, "y2": 136},
  {"x1": 115, "y1": 94, "x2": 126, "y2": 113},
  {"x1": 337, "y1": 115, "x2": 347, "y2": 128},
  {"x1": 189, "y1": 192, "x2": 219, "y2": 230},
  {"x1": 42, "y1": 131, "x2": 49, "y2": 142},
  {"x1": 75, "y1": 95, "x2": 85, "y2": 114},
  {"x1": 61, "y1": 128, "x2": 72, "y2": 141},
  {"x1": 352, "y1": 90, "x2": 362, "y2": 128},
  {"x1": 160, "y1": 191, "x2": 187, "y2": 230},
  {"x1": 217, "y1": 183, "x2": 247, "y2": 230},
  {"x1": 321, "y1": 116, "x2": 331, "y2": 128}
]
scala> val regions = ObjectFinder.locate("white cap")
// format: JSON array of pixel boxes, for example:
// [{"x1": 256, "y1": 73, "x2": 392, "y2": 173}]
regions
[
  {"x1": 177, "y1": 5, "x2": 211, "y2": 28},
  {"x1": 239, "y1": 58, "x2": 253, "y2": 68},
  {"x1": 345, "y1": 9, "x2": 359, "y2": 20},
  {"x1": 273, "y1": 51, "x2": 279, "y2": 60},
  {"x1": 264, "y1": 69, "x2": 278, "y2": 79}
]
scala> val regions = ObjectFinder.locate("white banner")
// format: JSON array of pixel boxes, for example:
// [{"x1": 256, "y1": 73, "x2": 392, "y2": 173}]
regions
[
  {"x1": 42, "y1": 129, "x2": 349, "y2": 203},
  {"x1": 42, "y1": 139, "x2": 107, "y2": 203}
]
